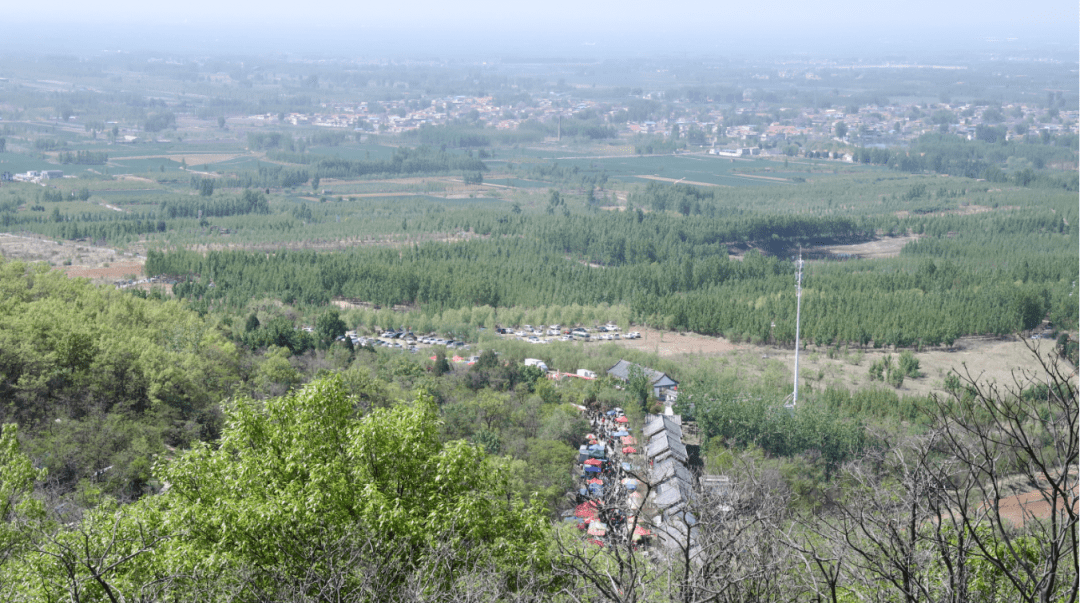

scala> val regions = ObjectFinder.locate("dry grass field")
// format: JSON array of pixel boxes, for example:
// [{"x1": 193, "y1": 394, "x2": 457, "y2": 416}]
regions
[
  {"x1": 612, "y1": 328, "x2": 1069, "y2": 397},
  {"x1": 0, "y1": 233, "x2": 144, "y2": 282}
]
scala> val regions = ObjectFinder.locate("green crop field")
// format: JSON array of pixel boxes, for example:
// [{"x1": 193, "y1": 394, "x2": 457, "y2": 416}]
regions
[
  {"x1": 0, "y1": 152, "x2": 61, "y2": 174},
  {"x1": 109, "y1": 157, "x2": 186, "y2": 173},
  {"x1": 485, "y1": 177, "x2": 552, "y2": 188}
]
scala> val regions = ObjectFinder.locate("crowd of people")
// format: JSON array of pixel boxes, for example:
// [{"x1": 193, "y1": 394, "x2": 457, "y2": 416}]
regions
[{"x1": 571, "y1": 408, "x2": 652, "y2": 547}]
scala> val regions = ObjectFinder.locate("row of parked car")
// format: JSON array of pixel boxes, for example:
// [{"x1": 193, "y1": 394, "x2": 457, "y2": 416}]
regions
[
  {"x1": 381, "y1": 331, "x2": 469, "y2": 348},
  {"x1": 494, "y1": 324, "x2": 642, "y2": 344},
  {"x1": 343, "y1": 330, "x2": 471, "y2": 353}
]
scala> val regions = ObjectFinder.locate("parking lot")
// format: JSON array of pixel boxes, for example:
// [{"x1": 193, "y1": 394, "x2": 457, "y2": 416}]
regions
[
  {"x1": 346, "y1": 323, "x2": 641, "y2": 354},
  {"x1": 492, "y1": 323, "x2": 641, "y2": 345}
]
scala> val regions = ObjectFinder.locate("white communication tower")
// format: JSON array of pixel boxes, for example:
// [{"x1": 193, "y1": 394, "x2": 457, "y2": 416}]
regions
[{"x1": 790, "y1": 248, "x2": 804, "y2": 408}]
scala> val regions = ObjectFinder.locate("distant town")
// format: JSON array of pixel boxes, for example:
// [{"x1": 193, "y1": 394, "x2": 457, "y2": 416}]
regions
[{"x1": 227, "y1": 95, "x2": 1078, "y2": 153}]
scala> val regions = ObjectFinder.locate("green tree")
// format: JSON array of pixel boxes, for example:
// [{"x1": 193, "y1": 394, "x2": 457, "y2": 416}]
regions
[
  {"x1": 1011, "y1": 291, "x2": 1044, "y2": 331},
  {"x1": 835, "y1": 121, "x2": 848, "y2": 139},
  {"x1": 898, "y1": 350, "x2": 920, "y2": 378},
  {"x1": 626, "y1": 364, "x2": 653, "y2": 414},
  {"x1": 244, "y1": 311, "x2": 260, "y2": 333},
  {"x1": 431, "y1": 351, "x2": 451, "y2": 376},
  {"x1": 0, "y1": 424, "x2": 45, "y2": 586},
  {"x1": 316, "y1": 308, "x2": 347, "y2": 345},
  {"x1": 156, "y1": 376, "x2": 549, "y2": 598}
]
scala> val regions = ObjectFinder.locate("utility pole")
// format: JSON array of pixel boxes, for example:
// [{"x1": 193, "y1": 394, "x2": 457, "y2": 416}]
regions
[{"x1": 790, "y1": 247, "x2": 804, "y2": 408}]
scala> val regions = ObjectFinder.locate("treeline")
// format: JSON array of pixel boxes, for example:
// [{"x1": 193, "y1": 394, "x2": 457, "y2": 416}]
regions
[
  {"x1": 58, "y1": 150, "x2": 108, "y2": 164},
  {"x1": 159, "y1": 189, "x2": 270, "y2": 218},
  {"x1": 263, "y1": 145, "x2": 488, "y2": 180},
  {"x1": 224, "y1": 164, "x2": 312, "y2": 188},
  {"x1": 524, "y1": 162, "x2": 611, "y2": 190},
  {"x1": 850, "y1": 133, "x2": 1079, "y2": 191}
]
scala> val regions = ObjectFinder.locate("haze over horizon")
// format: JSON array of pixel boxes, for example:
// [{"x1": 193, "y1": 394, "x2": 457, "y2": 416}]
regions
[{"x1": 2, "y1": 0, "x2": 1077, "y2": 58}]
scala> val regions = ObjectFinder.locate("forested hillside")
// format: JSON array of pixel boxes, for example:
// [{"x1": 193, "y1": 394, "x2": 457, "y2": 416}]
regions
[{"x1": 141, "y1": 178, "x2": 1077, "y2": 348}]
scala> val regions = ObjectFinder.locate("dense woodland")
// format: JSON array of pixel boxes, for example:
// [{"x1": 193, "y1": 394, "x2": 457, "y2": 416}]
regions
[{"x1": 138, "y1": 177, "x2": 1077, "y2": 348}]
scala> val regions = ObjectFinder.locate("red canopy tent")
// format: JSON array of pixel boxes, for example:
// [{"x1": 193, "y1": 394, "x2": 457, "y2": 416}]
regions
[
  {"x1": 583, "y1": 458, "x2": 602, "y2": 466},
  {"x1": 622, "y1": 446, "x2": 637, "y2": 454},
  {"x1": 574, "y1": 501, "x2": 599, "y2": 520},
  {"x1": 615, "y1": 416, "x2": 629, "y2": 423},
  {"x1": 587, "y1": 478, "x2": 603, "y2": 485},
  {"x1": 621, "y1": 435, "x2": 637, "y2": 445}
]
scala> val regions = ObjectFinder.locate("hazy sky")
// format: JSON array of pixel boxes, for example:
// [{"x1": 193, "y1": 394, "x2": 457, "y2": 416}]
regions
[{"x1": 5, "y1": 0, "x2": 1078, "y2": 56}]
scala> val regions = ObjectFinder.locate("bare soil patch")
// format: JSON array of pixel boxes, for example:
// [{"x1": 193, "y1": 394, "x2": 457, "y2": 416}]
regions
[
  {"x1": 894, "y1": 204, "x2": 1012, "y2": 220},
  {"x1": 814, "y1": 235, "x2": 921, "y2": 259},
  {"x1": 114, "y1": 175, "x2": 158, "y2": 183},
  {"x1": 610, "y1": 327, "x2": 743, "y2": 357},
  {"x1": 0, "y1": 233, "x2": 144, "y2": 282},
  {"x1": 63, "y1": 262, "x2": 144, "y2": 281}
]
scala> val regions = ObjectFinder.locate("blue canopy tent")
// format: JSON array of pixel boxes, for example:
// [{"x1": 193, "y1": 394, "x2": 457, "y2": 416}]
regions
[
  {"x1": 584, "y1": 465, "x2": 601, "y2": 473},
  {"x1": 612, "y1": 430, "x2": 629, "y2": 437}
]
